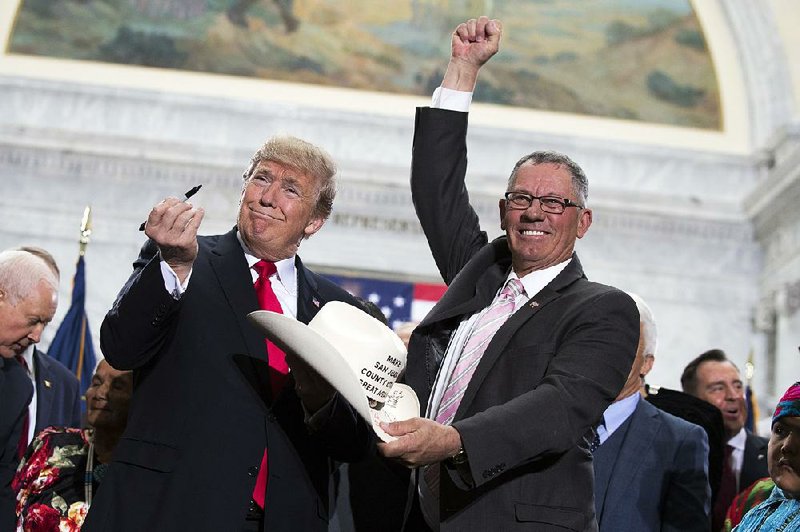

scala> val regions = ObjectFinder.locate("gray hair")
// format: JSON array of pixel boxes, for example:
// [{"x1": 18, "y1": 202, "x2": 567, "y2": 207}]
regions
[
  {"x1": 507, "y1": 151, "x2": 588, "y2": 206},
  {"x1": 0, "y1": 249, "x2": 59, "y2": 305},
  {"x1": 627, "y1": 292, "x2": 657, "y2": 357},
  {"x1": 242, "y1": 135, "x2": 337, "y2": 220}
]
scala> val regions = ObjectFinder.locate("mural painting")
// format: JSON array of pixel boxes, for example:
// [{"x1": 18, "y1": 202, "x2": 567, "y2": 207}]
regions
[{"x1": 8, "y1": 0, "x2": 720, "y2": 129}]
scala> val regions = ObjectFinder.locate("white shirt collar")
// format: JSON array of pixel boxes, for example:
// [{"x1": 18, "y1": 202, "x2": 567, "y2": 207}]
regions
[
  {"x1": 20, "y1": 344, "x2": 35, "y2": 373},
  {"x1": 602, "y1": 392, "x2": 641, "y2": 439},
  {"x1": 514, "y1": 258, "x2": 572, "y2": 300},
  {"x1": 236, "y1": 231, "x2": 297, "y2": 296},
  {"x1": 728, "y1": 426, "x2": 747, "y2": 451}
]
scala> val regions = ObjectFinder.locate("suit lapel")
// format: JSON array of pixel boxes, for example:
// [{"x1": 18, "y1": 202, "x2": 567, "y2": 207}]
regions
[
  {"x1": 33, "y1": 349, "x2": 55, "y2": 433},
  {"x1": 208, "y1": 229, "x2": 264, "y2": 361},
  {"x1": 602, "y1": 401, "x2": 660, "y2": 511},
  {"x1": 295, "y1": 256, "x2": 323, "y2": 325}
]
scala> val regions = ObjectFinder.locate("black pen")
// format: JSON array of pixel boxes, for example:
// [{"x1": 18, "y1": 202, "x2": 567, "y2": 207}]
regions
[{"x1": 139, "y1": 185, "x2": 203, "y2": 231}]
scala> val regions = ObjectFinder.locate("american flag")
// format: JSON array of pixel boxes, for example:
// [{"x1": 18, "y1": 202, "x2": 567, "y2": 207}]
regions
[{"x1": 324, "y1": 274, "x2": 446, "y2": 329}]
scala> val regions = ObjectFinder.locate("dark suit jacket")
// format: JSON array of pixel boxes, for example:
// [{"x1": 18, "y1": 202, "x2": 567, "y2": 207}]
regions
[
  {"x1": 83, "y1": 229, "x2": 372, "y2": 532},
  {"x1": 740, "y1": 430, "x2": 768, "y2": 493},
  {"x1": 405, "y1": 107, "x2": 640, "y2": 531},
  {"x1": 645, "y1": 386, "x2": 725, "y2": 507},
  {"x1": 0, "y1": 356, "x2": 33, "y2": 531},
  {"x1": 32, "y1": 348, "x2": 81, "y2": 434},
  {"x1": 593, "y1": 398, "x2": 710, "y2": 531}
]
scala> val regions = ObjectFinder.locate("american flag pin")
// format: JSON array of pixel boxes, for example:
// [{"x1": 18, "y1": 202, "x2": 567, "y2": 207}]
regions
[
  {"x1": 529, "y1": 301, "x2": 539, "y2": 308},
  {"x1": 312, "y1": 297, "x2": 320, "y2": 308},
  {"x1": 44, "y1": 380, "x2": 52, "y2": 388}
]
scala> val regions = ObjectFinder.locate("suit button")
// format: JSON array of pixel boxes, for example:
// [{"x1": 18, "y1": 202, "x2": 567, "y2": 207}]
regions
[
  {"x1": 248, "y1": 465, "x2": 259, "y2": 477},
  {"x1": 266, "y1": 413, "x2": 276, "y2": 422}
]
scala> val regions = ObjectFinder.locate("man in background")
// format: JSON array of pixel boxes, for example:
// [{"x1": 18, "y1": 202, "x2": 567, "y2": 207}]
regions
[
  {"x1": 682, "y1": 349, "x2": 769, "y2": 531},
  {"x1": 0, "y1": 249, "x2": 59, "y2": 530},
  {"x1": 14, "y1": 246, "x2": 81, "y2": 447},
  {"x1": 593, "y1": 293, "x2": 709, "y2": 531}
]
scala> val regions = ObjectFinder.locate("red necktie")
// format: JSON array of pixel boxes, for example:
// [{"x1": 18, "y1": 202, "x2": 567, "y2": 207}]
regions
[
  {"x1": 15, "y1": 355, "x2": 31, "y2": 460},
  {"x1": 713, "y1": 444, "x2": 736, "y2": 532},
  {"x1": 251, "y1": 260, "x2": 289, "y2": 509}
]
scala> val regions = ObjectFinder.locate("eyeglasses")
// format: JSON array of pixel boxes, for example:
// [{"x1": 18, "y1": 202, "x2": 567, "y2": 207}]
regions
[{"x1": 504, "y1": 192, "x2": 583, "y2": 214}]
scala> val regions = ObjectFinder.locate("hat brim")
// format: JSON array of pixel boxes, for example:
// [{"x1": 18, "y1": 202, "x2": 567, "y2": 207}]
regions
[{"x1": 247, "y1": 310, "x2": 419, "y2": 442}]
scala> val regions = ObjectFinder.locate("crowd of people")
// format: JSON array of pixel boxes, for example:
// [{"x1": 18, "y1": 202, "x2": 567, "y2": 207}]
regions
[{"x1": 1, "y1": 15, "x2": 797, "y2": 532}]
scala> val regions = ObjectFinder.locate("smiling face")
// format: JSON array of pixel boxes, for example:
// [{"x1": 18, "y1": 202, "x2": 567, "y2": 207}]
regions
[
  {"x1": 0, "y1": 280, "x2": 57, "y2": 358},
  {"x1": 499, "y1": 162, "x2": 592, "y2": 277},
  {"x1": 237, "y1": 160, "x2": 326, "y2": 261},
  {"x1": 769, "y1": 416, "x2": 800, "y2": 499},
  {"x1": 695, "y1": 360, "x2": 747, "y2": 439},
  {"x1": 85, "y1": 360, "x2": 133, "y2": 432}
]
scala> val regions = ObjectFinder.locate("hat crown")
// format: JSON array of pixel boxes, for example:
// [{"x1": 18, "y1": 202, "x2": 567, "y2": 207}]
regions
[{"x1": 309, "y1": 301, "x2": 406, "y2": 404}]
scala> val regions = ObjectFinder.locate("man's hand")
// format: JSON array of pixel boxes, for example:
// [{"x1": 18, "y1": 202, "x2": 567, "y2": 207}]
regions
[
  {"x1": 377, "y1": 417, "x2": 462, "y2": 468},
  {"x1": 144, "y1": 197, "x2": 204, "y2": 283},
  {"x1": 441, "y1": 16, "x2": 503, "y2": 92},
  {"x1": 285, "y1": 352, "x2": 335, "y2": 413}
]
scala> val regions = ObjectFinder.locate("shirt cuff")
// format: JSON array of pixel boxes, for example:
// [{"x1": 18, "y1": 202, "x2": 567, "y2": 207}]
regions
[
  {"x1": 160, "y1": 260, "x2": 192, "y2": 299},
  {"x1": 432, "y1": 86, "x2": 473, "y2": 112}
]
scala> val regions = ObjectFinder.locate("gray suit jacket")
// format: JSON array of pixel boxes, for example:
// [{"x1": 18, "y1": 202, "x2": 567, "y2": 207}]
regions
[
  {"x1": 406, "y1": 107, "x2": 640, "y2": 531},
  {"x1": 593, "y1": 398, "x2": 710, "y2": 531}
]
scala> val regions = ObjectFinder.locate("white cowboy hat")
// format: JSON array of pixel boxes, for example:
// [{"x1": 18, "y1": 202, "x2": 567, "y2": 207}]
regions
[{"x1": 247, "y1": 301, "x2": 420, "y2": 442}]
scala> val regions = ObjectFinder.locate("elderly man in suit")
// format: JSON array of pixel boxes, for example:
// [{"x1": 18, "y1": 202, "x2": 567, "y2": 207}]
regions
[
  {"x1": 379, "y1": 17, "x2": 640, "y2": 532},
  {"x1": 13, "y1": 247, "x2": 81, "y2": 450},
  {"x1": 593, "y1": 293, "x2": 710, "y2": 531},
  {"x1": 0, "y1": 249, "x2": 60, "y2": 530},
  {"x1": 83, "y1": 136, "x2": 372, "y2": 531},
  {"x1": 681, "y1": 349, "x2": 769, "y2": 531}
]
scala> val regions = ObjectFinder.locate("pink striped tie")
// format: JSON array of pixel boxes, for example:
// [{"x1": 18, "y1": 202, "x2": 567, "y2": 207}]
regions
[{"x1": 435, "y1": 278, "x2": 524, "y2": 426}]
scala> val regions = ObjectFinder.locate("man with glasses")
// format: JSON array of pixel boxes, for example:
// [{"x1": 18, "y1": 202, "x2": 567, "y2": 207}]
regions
[{"x1": 378, "y1": 17, "x2": 640, "y2": 531}]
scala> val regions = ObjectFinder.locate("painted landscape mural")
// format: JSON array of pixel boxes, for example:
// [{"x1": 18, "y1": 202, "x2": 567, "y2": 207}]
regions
[{"x1": 8, "y1": 0, "x2": 720, "y2": 129}]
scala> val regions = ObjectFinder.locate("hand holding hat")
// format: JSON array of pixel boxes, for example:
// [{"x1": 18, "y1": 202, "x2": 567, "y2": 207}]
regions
[{"x1": 248, "y1": 301, "x2": 420, "y2": 442}]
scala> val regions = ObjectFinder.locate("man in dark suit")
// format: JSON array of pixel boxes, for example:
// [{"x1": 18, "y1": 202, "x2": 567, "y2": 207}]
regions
[
  {"x1": 379, "y1": 18, "x2": 640, "y2": 531},
  {"x1": 0, "y1": 249, "x2": 59, "y2": 530},
  {"x1": 593, "y1": 293, "x2": 710, "y2": 531},
  {"x1": 83, "y1": 136, "x2": 372, "y2": 531},
  {"x1": 14, "y1": 247, "x2": 81, "y2": 448},
  {"x1": 681, "y1": 349, "x2": 769, "y2": 530}
]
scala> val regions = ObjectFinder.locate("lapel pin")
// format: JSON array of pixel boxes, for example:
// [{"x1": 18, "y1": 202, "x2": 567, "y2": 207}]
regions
[
  {"x1": 529, "y1": 301, "x2": 539, "y2": 308},
  {"x1": 44, "y1": 380, "x2": 52, "y2": 388},
  {"x1": 312, "y1": 297, "x2": 320, "y2": 308}
]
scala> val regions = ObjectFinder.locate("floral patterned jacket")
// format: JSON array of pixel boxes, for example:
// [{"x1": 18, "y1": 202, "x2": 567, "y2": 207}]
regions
[{"x1": 12, "y1": 427, "x2": 92, "y2": 532}]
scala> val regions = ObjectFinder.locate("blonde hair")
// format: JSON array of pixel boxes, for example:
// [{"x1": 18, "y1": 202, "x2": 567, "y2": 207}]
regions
[{"x1": 242, "y1": 135, "x2": 337, "y2": 219}]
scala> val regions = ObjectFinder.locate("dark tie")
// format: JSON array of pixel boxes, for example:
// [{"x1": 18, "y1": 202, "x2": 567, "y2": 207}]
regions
[
  {"x1": 590, "y1": 417, "x2": 605, "y2": 452},
  {"x1": 251, "y1": 260, "x2": 289, "y2": 510},
  {"x1": 590, "y1": 430, "x2": 601, "y2": 453},
  {"x1": 15, "y1": 355, "x2": 31, "y2": 460},
  {"x1": 252, "y1": 260, "x2": 289, "y2": 392},
  {"x1": 713, "y1": 444, "x2": 736, "y2": 532}
]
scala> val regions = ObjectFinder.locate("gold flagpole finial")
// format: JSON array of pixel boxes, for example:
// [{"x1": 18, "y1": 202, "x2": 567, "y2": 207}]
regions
[
  {"x1": 79, "y1": 206, "x2": 92, "y2": 256},
  {"x1": 745, "y1": 349, "x2": 755, "y2": 382}
]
